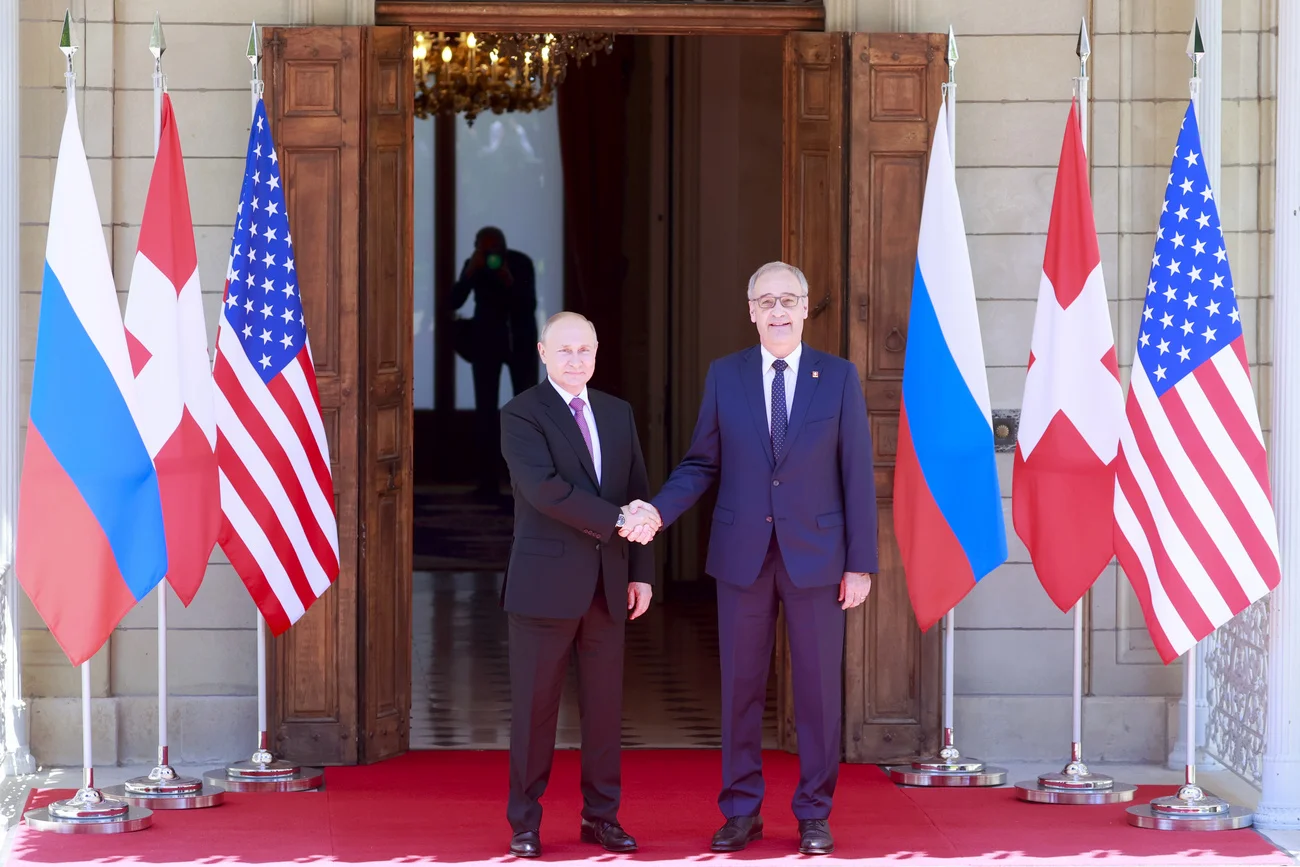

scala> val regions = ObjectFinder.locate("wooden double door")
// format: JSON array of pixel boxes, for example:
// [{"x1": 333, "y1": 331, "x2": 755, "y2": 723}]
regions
[{"x1": 264, "y1": 24, "x2": 949, "y2": 766}]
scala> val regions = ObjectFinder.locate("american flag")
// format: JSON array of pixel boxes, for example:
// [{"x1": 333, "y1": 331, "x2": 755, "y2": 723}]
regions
[
  {"x1": 1113, "y1": 101, "x2": 1279, "y2": 664},
  {"x1": 214, "y1": 98, "x2": 340, "y2": 634}
]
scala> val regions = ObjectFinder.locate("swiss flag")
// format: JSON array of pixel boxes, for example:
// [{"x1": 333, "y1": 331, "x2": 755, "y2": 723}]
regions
[
  {"x1": 1012, "y1": 99, "x2": 1125, "y2": 611},
  {"x1": 123, "y1": 94, "x2": 221, "y2": 606}
]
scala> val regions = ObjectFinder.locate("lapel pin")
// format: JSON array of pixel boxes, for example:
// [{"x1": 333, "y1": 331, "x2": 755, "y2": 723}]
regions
[{"x1": 811, "y1": 370, "x2": 819, "y2": 378}]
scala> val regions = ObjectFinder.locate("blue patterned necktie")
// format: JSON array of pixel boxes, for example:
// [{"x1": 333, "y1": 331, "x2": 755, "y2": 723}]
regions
[{"x1": 771, "y1": 359, "x2": 789, "y2": 460}]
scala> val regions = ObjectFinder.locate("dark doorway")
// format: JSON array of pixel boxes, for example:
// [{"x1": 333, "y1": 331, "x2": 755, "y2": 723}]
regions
[{"x1": 409, "y1": 34, "x2": 784, "y2": 750}]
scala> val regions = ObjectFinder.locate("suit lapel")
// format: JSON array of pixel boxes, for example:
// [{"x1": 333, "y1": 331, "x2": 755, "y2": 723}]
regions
[
  {"x1": 539, "y1": 383, "x2": 600, "y2": 489},
  {"x1": 776, "y1": 346, "x2": 823, "y2": 471},
  {"x1": 741, "y1": 346, "x2": 776, "y2": 470}
]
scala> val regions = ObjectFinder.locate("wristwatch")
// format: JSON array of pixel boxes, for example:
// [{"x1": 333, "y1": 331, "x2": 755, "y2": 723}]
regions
[{"x1": 616, "y1": 513, "x2": 627, "y2": 529}]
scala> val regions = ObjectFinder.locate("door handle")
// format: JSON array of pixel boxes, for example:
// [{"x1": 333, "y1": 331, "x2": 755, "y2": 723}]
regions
[{"x1": 385, "y1": 462, "x2": 398, "y2": 491}]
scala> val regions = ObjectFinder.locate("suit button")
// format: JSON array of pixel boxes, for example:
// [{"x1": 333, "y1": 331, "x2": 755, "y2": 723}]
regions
[
  {"x1": 766, "y1": 516, "x2": 773, "y2": 523},
  {"x1": 773, "y1": 480, "x2": 780, "y2": 487}
]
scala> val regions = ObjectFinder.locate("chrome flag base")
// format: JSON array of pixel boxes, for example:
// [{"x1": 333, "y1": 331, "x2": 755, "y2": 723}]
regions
[
  {"x1": 205, "y1": 762, "x2": 324, "y2": 793},
  {"x1": 104, "y1": 768, "x2": 225, "y2": 810},
  {"x1": 887, "y1": 733, "x2": 1006, "y2": 787},
  {"x1": 24, "y1": 786, "x2": 152, "y2": 834},
  {"x1": 1015, "y1": 756, "x2": 1137, "y2": 804},
  {"x1": 205, "y1": 734, "x2": 324, "y2": 793},
  {"x1": 1013, "y1": 753, "x2": 1138, "y2": 811},
  {"x1": 1127, "y1": 784, "x2": 1254, "y2": 830}
]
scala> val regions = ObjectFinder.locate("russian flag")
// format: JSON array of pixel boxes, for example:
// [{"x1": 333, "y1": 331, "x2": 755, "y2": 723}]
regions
[
  {"x1": 16, "y1": 93, "x2": 168, "y2": 666},
  {"x1": 893, "y1": 101, "x2": 1008, "y2": 632}
]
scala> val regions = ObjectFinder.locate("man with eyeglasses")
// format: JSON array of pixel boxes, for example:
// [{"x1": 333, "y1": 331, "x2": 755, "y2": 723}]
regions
[{"x1": 623, "y1": 261, "x2": 877, "y2": 856}]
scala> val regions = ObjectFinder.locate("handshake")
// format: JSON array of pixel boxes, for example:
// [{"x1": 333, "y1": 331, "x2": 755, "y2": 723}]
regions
[{"x1": 618, "y1": 500, "x2": 661, "y2": 545}]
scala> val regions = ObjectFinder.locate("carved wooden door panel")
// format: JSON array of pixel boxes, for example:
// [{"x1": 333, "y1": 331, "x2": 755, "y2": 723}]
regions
[
  {"x1": 780, "y1": 31, "x2": 947, "y2": 763},
  {"x1": 266, "y1": 25, "x2": 414, "y2": 765},
  {"x1": 266, "y1": 25, "x2": 364, "y2": 766},
  {"x1": 778, "y1": 31, "x2": 845, "y2": 754},
  {"x1": 843, "y1": 32, "x2": 948, "y2": 763},
  {"x1": 358, "y1": 25, "x2": 414, "y2": 763}
]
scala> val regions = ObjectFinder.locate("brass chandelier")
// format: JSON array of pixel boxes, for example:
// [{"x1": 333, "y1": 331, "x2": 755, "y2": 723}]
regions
[{"x1": 412, "y1": 30, "x2": 615, "y2": 124}]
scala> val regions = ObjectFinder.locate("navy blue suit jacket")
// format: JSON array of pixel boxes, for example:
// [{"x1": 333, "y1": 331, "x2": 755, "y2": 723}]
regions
[{"x1": 651, "y1": 343, "x2": 878, "y2": 588}]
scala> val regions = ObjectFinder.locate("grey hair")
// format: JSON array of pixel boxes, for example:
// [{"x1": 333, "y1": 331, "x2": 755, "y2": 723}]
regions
[
  {"x1": 540, "y1": 311, "x2": 598, "y2": 344},
  {"x1": 747, "y1": 261, "x2": 809, "y2": 298}
]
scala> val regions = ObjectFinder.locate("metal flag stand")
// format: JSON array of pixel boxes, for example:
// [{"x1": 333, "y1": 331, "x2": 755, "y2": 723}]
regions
[
  {"x1": 23, "y1": 13, "x2": 151, "y2": 836},
  {"x1": 1014, "y1": 20, "x2": 1134, "y2": 806},
  {"x1": 1125, "y1": 18, "x2": 1251, "y2": 833},
  {"x1": 1127, "y1": 644, "x2": 1250, "y2": 828},
  {"x1": 201, "y1": 23, "x2": 322, "y2": 794},
  {"x1": 888, "y1": 50, "x2": 1005, "y2": 784},
  {"x1": 23, "y1": 23, "x2": 157, "y2": 811},
  {"x1": 23, "y1": 668, "x2": 152, "y2": 833},
  {"x1": 103, "y1": 16, "x2": 225, "y2": 810}
]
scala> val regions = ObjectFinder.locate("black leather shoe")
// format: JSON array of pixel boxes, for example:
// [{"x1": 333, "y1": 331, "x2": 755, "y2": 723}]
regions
[
  {"x1": 710, "y1": 816, "x2": 764, "y2": 852},
  {"x1": 798, "y1": 819, "x2": 834, "y2": 855},
  {"x1": 509, "y1": 830, "x2": 541, "y2": 858},
  {"x1": 580, "y1": 818, "x2": 638, "y2": 853}
]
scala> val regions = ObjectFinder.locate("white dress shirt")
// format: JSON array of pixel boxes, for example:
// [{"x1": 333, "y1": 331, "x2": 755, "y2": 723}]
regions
[
  {"x1": 551, "y1": 377, "x2": 602, "y2": 483},
  {"x1": 760, "y1": 343, "x2": 802, "y2": 433}
]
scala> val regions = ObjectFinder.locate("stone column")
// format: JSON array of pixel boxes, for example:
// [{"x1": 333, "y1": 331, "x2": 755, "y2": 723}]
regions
[
  {"x1": 1256, "y1": 0, "x2": 1300, "y2": 832},
  {"x1": 1166, "y1": 0, "x2": 1224, "y2": 773},
  {"x1": 0, "y1": 0, "x2": 33, "y2": 778}
]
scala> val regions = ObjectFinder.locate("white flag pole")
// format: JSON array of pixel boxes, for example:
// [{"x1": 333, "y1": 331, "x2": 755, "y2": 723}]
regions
[
  {"x1": 249, "y1": 24, "x2": 271, "y2": 763},
  {"x1": 151, "y1": 12, "x2": 170, "y2": 776},
  {"x1": 1124, "y1": 17, "x2": 1251, "y2": 831},
  {"x1": 886, "y1": 28, "x2": 1005, "y2": 790},
  {"x1": 23, "y1": 15, "x2": 149, "y2": 833},
  {"x1": 1014, "y1": 20, "x2": 1135, "y2": 805},
  {"x1": 942, "y1": 28, "x2": 956, "y2": 749},
  {"x1": 102, "y1": 14, "x2": 222, "y2": 810},
  {"x1": 202, "y1": 24, "x2": 321, "y2": 793}
]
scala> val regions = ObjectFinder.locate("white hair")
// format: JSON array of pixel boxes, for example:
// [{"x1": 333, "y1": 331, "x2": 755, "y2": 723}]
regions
[
  {"x1": 540, "y1": 311, "x2": 598, "y2": 344},
  {"x1": 747, "y1": 261, "x2": 809, "y2": 298}
]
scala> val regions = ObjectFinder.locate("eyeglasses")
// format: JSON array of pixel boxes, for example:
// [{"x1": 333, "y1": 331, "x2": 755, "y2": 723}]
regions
[{"x1": 749, "y1": 294, "x2": 807, "y2": 310}]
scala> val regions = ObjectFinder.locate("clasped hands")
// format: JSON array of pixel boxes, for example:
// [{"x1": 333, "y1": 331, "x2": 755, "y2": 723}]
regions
[
  {"x1": 618, "y1": 500, "x2": 661, "y2": 545},
  {"x1": 616, "y1": 502, "x2": 872, "y2": 610}
]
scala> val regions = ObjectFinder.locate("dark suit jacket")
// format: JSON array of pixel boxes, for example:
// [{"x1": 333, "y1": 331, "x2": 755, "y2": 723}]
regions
[
  {"x1": 500, "y1": 381, "x2": 654, "y2": 619},
  {"x1": 651, "y1": 343, "x2": 878, "y2": 588}
]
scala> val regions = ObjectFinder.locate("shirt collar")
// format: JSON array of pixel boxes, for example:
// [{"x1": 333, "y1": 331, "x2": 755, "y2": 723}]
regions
[
  {"x1": 549, "y1": 377, "x2": 590, "y2": 409},
  {"x1": 760, "y1": 342, "x2": 803, "y2": 374}
]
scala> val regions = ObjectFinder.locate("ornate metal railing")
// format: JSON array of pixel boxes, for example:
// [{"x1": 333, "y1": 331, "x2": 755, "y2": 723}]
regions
[
  {"x1": 1204, "y1": 597, "x2": 1270, "y2": 786},
  {"x1": 0, "y1": 563, "x2": 10, "y2": 768}
]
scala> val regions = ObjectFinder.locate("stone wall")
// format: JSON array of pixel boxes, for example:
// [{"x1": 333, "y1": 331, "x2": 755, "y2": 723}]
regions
[
  {"x1": 13, "y1": 0, "x2": 1278, "y2": 764},
  {"x1": 16, "y1": 0, "x2": 369, "y2": 766},
  {"x1": 835, "y1": 0, "x2": 1277, "y2": 761}
]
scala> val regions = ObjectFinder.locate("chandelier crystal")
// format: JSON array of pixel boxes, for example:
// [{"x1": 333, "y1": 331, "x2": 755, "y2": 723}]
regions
[{"x1": 412, "y1": 30, "x2": 615, "y2": 124}]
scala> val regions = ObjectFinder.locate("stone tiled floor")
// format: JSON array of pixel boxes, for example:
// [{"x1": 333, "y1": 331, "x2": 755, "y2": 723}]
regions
[{"x1": 411, "y1": 571, "x2": 778, "y2": 750}]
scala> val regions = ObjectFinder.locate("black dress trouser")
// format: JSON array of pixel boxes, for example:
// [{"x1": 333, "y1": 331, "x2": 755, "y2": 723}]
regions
[{"x1": 507, "y1": 576, "x2": 624, "y2": 832}]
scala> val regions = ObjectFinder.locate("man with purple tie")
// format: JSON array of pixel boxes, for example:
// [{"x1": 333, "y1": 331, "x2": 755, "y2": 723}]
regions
[
  {"x1": 499, "y1": 312, "x2": 659, "y2": 858},
  {"x1": 626, "y1": 262, "x2": 877, "y2": 856}
]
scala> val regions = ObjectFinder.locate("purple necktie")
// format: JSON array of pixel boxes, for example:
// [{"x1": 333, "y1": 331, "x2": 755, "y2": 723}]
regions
[{"x1": 569, "y1": 397, "x2": 595, "y2": 461}]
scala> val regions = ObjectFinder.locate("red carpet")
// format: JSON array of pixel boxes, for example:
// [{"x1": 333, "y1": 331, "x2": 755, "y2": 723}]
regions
[{"x1": 8, "y1": 750, "x2": 1289, "y2": 865}]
